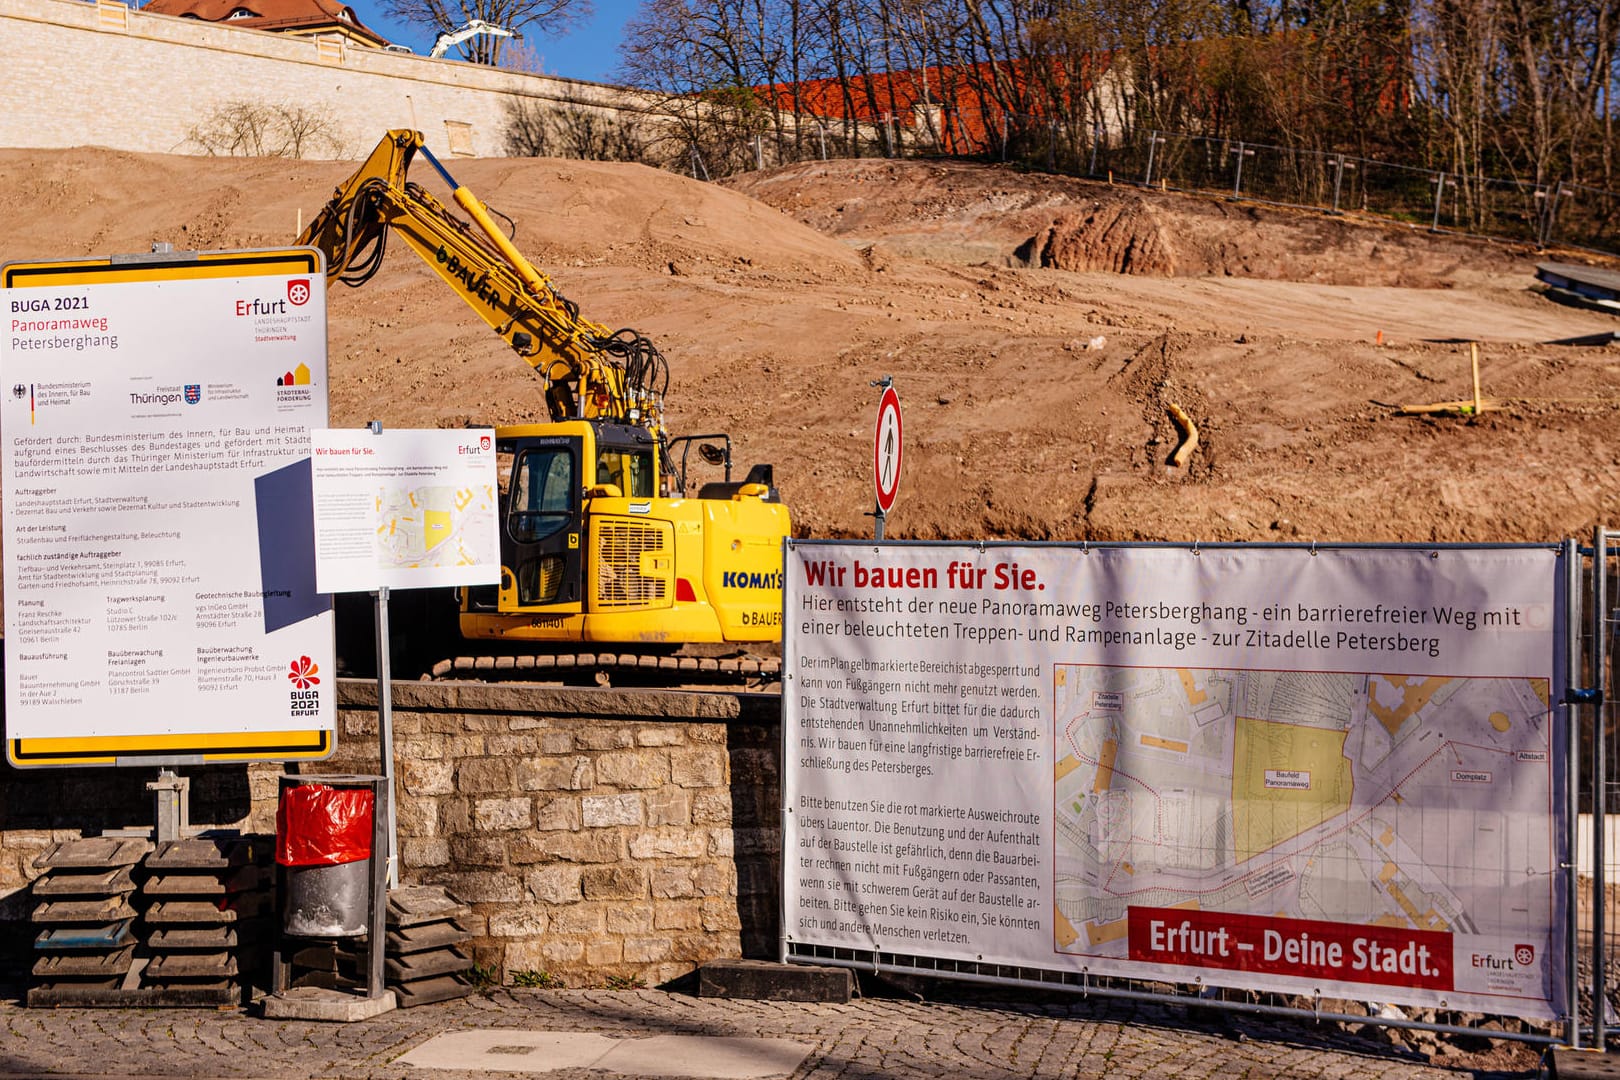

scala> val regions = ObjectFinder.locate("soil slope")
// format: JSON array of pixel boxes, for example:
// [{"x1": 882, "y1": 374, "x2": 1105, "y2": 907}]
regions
[{"x1": 4, "y1": 148, "x2": 1620, "y2": 544}]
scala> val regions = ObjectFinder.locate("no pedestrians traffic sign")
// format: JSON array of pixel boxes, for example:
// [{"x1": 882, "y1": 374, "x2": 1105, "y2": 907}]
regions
[{"x1": 874, "y1": 383, "x2": 902, "y2": 515}]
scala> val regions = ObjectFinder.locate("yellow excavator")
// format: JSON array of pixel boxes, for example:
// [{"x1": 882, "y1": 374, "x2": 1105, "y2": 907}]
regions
[{"x1": 299, "y1": 130, "x2": 789, "y2": 660}]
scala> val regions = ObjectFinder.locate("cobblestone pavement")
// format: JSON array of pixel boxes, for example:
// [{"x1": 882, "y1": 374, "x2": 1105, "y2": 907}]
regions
[{"x1": 0, "y1": 987, "x2": 1546, "y2": 1080}]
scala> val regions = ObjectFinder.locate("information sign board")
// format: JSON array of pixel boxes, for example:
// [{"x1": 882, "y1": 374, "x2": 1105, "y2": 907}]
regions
[
  {"x1": 311, "y1": 427, "x2": 500, "y2": 594},
  {"x1": 783, "y1": 542, "x2": 1566, "y2": 1019},
  {"x1": 2, "y1": 249, "x2": 335, "y2": 766}
]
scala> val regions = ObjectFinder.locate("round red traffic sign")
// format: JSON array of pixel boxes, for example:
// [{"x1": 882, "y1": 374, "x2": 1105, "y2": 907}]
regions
[{"x1": 874, "y1": 384, "x2": 902, "y2": 513}]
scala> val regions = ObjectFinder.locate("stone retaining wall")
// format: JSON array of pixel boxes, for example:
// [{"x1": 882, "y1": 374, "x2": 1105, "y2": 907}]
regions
[{"x1": 0, "y1": 680, "x2": 783, "y2": 988}]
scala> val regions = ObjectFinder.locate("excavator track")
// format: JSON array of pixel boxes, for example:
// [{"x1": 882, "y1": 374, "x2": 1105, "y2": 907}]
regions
[{"x1": 428, "y1": 651, "x2": 782, "y2": 691}]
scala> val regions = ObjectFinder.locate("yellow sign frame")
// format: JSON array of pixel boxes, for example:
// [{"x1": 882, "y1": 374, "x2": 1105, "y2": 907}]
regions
[{"x1": 3, "y1": 247, "x2": 335, "y2": 767}]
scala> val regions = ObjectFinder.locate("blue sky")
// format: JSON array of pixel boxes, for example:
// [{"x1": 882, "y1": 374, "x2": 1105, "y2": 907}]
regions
[{"x1": 346, "y1": 0, "x2": 642, "y2": 84}]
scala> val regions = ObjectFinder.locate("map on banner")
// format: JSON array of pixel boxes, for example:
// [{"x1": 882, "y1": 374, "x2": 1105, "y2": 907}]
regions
[
  {"x1": 1052, "y1": 665, "x2": 1554, "y2": 978},
  {"x1": 369, "y1": 484, "x2": 495, "y2": 571}
]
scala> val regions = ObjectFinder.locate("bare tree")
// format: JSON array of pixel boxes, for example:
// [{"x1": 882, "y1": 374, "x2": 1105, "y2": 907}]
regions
[{"x1": 383, "y1": 0, "x2": 589, "y2": 65}]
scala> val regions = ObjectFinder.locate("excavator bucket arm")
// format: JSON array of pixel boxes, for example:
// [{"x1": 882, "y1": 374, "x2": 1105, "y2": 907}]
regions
[{"x1": 298, "y1": 129, "x2": 665, "y2": 430}]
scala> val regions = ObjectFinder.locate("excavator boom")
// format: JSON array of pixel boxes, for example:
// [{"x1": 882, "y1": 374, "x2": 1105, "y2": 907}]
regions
[{"x1": 298, "y1": 129, "x2": 666, "y2": 432}]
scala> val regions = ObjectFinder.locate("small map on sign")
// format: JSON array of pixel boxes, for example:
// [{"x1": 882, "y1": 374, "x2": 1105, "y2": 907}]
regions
[
  {"x1": 372, "y1": 484, "x2": 496, "y2": 570},
  {"x1": 1051, "y1": 665, "x2": 1553, "y2": 968}
]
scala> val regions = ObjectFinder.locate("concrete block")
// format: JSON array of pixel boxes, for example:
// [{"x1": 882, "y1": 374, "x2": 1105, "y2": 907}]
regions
[{"x1": 697, "y1": 958, "x2": 854, "y2": 1003}]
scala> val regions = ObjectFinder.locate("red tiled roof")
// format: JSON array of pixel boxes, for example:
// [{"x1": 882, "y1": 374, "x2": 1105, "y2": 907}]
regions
[{"x1": 141, "y1": 0, "x2": 389, "y2": 46}]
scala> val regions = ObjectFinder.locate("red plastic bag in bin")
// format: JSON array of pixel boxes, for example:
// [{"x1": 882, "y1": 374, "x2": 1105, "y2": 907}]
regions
[{"x1": 276, "y1": 784, "x2": 374, "y2": 867}]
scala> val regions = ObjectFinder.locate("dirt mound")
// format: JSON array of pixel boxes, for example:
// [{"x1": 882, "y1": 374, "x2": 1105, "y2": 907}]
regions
[
  {"x1": 1015, "y1": 196, "x2": 1178, "y2": 275},
  {"x1": 726, "y1": 158, "x2": 1532, "y2": 287},
  {"x1": 4, "y1": 149, "x2": 1620, "y2": 545}
]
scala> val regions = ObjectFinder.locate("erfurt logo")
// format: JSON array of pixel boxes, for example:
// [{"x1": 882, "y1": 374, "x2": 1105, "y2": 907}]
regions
[
  {"x1": 481, "y1": 435, "x2": 491, "y2": 451},
  {"x1": 722, "y1": 570, "x2": 785, "y2": 590},
  {"x1": 287, "y1": 279, "x2": 311, "y2": 306},
  {"x1": 1471, "y1": 948, "x2": 1533, "y2": 971},
  {"x1": 288, "y1": 655, "x2": 321, "y2": 717}
]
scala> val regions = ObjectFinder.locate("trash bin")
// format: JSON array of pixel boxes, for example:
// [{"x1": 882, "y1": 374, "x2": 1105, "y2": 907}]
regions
[{"x1": 276, "y1": 775, "x2": 379, "y2": 938}]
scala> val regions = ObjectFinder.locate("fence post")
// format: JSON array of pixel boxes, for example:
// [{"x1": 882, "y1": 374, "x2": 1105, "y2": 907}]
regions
[
  {"x1": 1089, "y1": 123, "x2": 1101, "y2": 177},
  {"x1": 1430, "y1": 172, "x2": 1448, "y2": 231},
  {"x1": 1541, "y1": 184, "x2": 1566, "y2": 248},
  {"x1": 1331, "y1": 156, "x2": 1345, "y2": 213},
  {"x1": 817, "y1": 123, "x2": 827, "y2": 161},
  {"x1": 1593, "y1": 525, "x2": 1610, "y2": 1050},
  {"x1": 1144, "y1": 131, "x2": 1164, "y2": 187},
  {"x1": 1230, "y1": 141, "x2": 1251, "y2": 197},
  {"x1": 1047, "y1": 120, "x2": 1057, "y2": 172},
  {"x1": 1001, "y1": 115, "x2": 1009, "y2": 162}
]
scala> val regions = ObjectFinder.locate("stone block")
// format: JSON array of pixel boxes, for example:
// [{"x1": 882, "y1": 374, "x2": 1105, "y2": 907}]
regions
[
  {"x1": 701, "y1": 898, "x2": 744, "y2": 932},
  {"x1": 449, "y1": 835, "x2": 508, "y2": 868},
  {"x1": 689, "y1": 792, "x2": 733, "y2": 825},
  {"x1": 550, "y1": 904, "x2": 606, "y2": 935},
  {"x1": 402, "y1": 837, "x2": 449, "y2": 868},
  {"x1": 586, "y1": 938, "x2": 624, "y2": 966},
  {"x1": 595, "y1": 751, "x2": 668, "y2": 790},
  {"x1": 516, "y1": 795, "x2": 573, "y2": 834},
  {"x1": 651, "y1": 866, "x2": 696, "y2": 899},
  {"x1": 689, "y1": 724, "x2": 730, "y2": 744},
  {"x1": 581, "y1": 793, "x2": 642, "y2": 828},
  {"x1": 456, "y1": 758, "x2": 516, "y2": 793},
  {"x1": 541, "y1": 937, "x2": 586, "y2": 965},
  {"x1": 605, "y1": 902, "x2": 654, "y2": 935},
  {"x1": 670, "y1": 748, "x2": 726, "y2": 788},
  {"x1": 693, "y1": 863, "x2": 737, "y2": 897},
  {"x1": 654, "y1": 900, "x2": 702, "y2": 931},
  {"x1": 628, "y1": 831, "x2": 708, "y2": 861},
  {"x1": 487, "y1": 734, "x2": 539, "y2": 756},
  {"x1": 635, "y1": 725, "x2": 686, "y2": 747},
  {"x1": 582, "y1": 865, "x2": 647, "y2": 900},
  {"x1": 394, "y1": 797, "x2": 439, "y2": 838},
  {"x1": 517, "y1": 756, "x2": 593, "y2": 792},
  {"x1": 623, "y1": 935, "x2": 673, "y2": 963},
  {"x1": 430, "y1": 871, "x2": 523, "y2": 904},
  {"x1": 474, "y1": 796, "x2": 532, "y2": 831},
  {"x1": 489, "y1": 905, "x2": 550, "y2": 937},
  {"x1": 530, "y1": 831, "x2": 622, "y2": 863},
  {"x1": 536, "y1": 730, "x2": 575, "y2": 754},
  {"x1": 574, "y1": 727, "x2": 635, "y2": 751},
  {"x1": 645, "y1": 787, "x2": 691, "y2": 827},
  {"x1": 524, "y1": 864, "x2": 583, "y2": 905}
]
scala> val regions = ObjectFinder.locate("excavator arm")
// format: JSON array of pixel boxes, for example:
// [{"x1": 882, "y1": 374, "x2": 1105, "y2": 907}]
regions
[{"x1": 298, "y1": 129, "x2": 668, "y2": 432}]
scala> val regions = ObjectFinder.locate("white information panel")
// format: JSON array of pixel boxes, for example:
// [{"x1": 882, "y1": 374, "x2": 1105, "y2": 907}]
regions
[
  {"x1": 784, "y1": 543, "x2": 1566, "y2": 1019},
  {"x1": 311, "y1": 427, "x2": 499, "y2": 593},
  {"x1": 2, "y1": 250, "x2": 335, "y2": 758}
]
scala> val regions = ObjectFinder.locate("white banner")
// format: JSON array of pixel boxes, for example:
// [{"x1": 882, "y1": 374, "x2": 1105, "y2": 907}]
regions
[
  {"x1": 3, "y1": 258, "x2": 334, "y2": 741},
  {"x1": 311, "y1": 428, "x2": 499, "y2": 594},
  {"x1": 783, "y1": 543, "x2": 1566, "y2": 1019}
]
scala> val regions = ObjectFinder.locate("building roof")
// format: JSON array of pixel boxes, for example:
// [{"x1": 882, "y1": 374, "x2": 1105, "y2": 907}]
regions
[{"x1": 140, "y1": 0, "x2": 390, "y2": 47}]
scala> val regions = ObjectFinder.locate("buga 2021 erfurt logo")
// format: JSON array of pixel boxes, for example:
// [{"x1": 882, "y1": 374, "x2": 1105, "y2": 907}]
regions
[
  {"x1": 287, "y1": 279, "x2": 311, "y2": 306},
  {"x1": 287, "y1": 655, "x2": 322, "y2": 717}
]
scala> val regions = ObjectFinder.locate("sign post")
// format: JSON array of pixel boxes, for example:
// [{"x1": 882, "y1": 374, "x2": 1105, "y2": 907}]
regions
[
  {"x1": 873, "y1": 378, "x2": 902, "y2": 541},
  {"x1": 309, "y1": 424, "x2": 499, "y2": 886}
]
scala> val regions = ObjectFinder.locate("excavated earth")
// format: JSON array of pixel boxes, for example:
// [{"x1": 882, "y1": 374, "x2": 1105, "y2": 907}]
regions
[{"x1": 4, "y1": 148, "x2": 1620, "y2": 550}]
